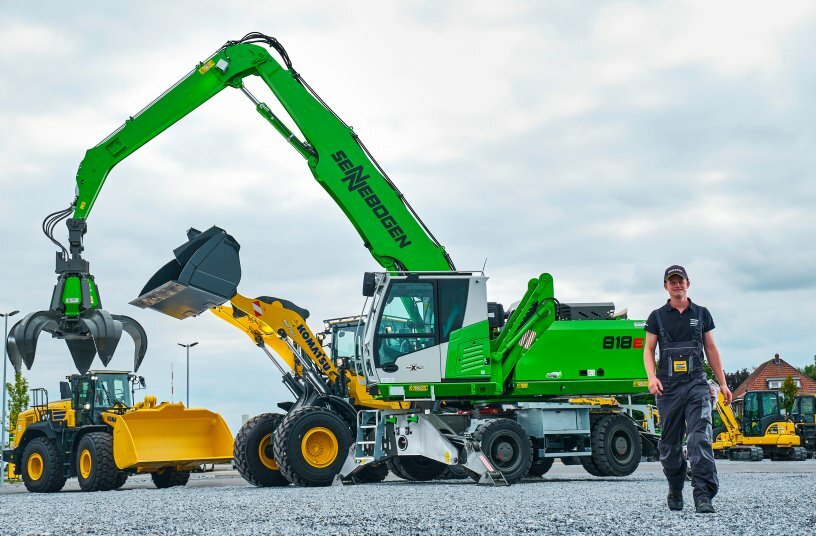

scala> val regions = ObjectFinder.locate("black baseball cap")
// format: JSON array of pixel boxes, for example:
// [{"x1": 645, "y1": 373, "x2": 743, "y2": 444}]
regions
[{"x1": 664, "y1": 265, "x2": 688, "y2": 281}]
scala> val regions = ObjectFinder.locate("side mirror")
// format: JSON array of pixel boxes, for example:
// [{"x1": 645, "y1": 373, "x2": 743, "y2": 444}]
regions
[
  {"x1": 59, "y1": 381, "x2": 72, "y2": 400},
  {"x1": 139, "y1": 376, "x2": 146, "y2": 388},
  {"x1": 362, "y1": 272, "x2": 376, "y2": 297}
]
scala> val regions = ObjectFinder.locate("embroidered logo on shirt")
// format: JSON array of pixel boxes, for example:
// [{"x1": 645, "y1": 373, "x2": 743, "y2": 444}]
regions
[{"x1": 690, "y1": 318, "x2": 699, "y2": 327}]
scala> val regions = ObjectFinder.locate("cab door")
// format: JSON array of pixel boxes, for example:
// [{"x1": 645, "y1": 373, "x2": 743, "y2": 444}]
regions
[{"x1": 372, "y1": 279, "x2": 441, "y2": 384}]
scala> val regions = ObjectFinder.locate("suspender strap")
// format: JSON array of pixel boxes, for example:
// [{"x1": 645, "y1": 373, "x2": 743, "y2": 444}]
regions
[{"x1": 654, "y1": 308, "x2": 669, "y2": 345}]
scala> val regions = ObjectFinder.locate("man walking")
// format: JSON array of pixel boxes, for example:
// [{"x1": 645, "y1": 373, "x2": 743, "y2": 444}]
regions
[{"x1": 643, "y1": 265, "x2": 731, "y2": 514}]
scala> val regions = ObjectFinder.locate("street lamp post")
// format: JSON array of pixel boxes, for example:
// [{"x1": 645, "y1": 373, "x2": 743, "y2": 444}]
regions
[
  {"x1": 1, "y1": 309, "x2": 20, "y2": 487},
  {"x1": 178, "y1": 342, "x2": 198, "y2": 408}
]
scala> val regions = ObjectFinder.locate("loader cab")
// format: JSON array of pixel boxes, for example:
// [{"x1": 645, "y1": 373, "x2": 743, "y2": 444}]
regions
[
  {"x1": 325, "y1": 317, "x2": 366, "y2": 376},
  {"x1": 741, "y1": 391, "x2": 784, "y2": 437},
  {"x1": 72, "y1": 371, "x2": 133, "y2": 425},
  {"x1": 362, "y1": 272, "x2": 489, "y2": 385}
]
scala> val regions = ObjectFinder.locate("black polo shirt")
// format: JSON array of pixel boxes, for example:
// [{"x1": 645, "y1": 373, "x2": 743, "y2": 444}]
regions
[{"x1": 645, "y1": 299, "x2": 715, "y2": 343}]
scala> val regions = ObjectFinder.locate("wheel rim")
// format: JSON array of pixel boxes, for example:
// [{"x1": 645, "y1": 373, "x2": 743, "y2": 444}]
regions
[
  {"x1": 258, "y1": 434, "x2": 278, "y2": 470},
  {"x1": 611, "y1": 430, "x2": 634, "y2": 464},
  {"x1": 491, "y1": 435, "x2": 521, "y2": 471},
  {"x1": 301, "y1": 426, "x2": 339, "y2": 469},
  {"x1": 80, "y1": 448, "x2": 93, "y2": 479},
  {"x1": 28, "y1": 453, "x2": 44, "y2": 481}
]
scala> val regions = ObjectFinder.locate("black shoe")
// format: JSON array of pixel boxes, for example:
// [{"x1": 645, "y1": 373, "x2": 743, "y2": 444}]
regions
[
  {"x1": 667, "y1": 490, "x2": 684, "y2": 511},
  {"x1": 695, "y1": 497, "x2": 715, "y2": 514}
]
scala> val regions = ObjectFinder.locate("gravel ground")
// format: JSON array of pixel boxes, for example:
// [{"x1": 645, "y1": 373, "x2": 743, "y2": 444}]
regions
[{"x1": 1, "y1": 460, "x2": 814, "y2": 535}]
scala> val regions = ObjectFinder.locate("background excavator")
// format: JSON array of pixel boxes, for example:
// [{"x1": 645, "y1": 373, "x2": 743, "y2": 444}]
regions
[
  {"x1": 14, "y1": 33, "x2": 654, "y2": 487},
  {"x1": 711, "y1": 385, "x2": 808, "y2": 461},
  {"x1": 791, "y1": 394, "x2": 816, "y2": 457},
  {"x1": 3, "y1": 371, "x2": 232, "y2": 492}
]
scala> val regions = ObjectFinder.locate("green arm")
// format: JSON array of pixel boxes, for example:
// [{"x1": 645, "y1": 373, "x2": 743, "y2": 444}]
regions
[{"x1": 73, "y1": 39, "x2": 453, "y2": 273}]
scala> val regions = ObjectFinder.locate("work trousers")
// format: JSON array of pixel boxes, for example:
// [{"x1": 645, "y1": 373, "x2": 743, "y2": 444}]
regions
[{"x1": 655, "y1": 376, "x2": 719, "y2": 502}]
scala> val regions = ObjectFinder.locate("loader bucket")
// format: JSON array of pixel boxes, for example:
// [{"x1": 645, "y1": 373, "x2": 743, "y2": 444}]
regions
[
  {"x1": 130, "y1": 226, "x2": 241, "y2": 319},
  {"x1": 111, "y1": 402, "x2": 233, "y2": 472}
]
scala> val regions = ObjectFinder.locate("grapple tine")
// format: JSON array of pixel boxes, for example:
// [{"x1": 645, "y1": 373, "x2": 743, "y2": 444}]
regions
[
  {"x1": 80, "y1": 309, "x2": 123, "y2": 366},
  {"x1": 6, "y1": 312, "x2": 60, "y2": 372},
  {"x1": 112, "y1": 314, "x2": 149, "y2": 372},
  {"x1": 65, "y1": 338, "x2": 98, "y2": 374}
]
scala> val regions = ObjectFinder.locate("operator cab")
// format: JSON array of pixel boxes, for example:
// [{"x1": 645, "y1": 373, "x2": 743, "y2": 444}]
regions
[
  {"x1": 740, "y1": 391, "x2": 784, "y2": 436},
  {"x1": 792, "y1": 395, "x2": 815, "y2": 424},
  {"x1": 361, "y1": 272, "x2": 488, "y2": 385},
  {"x1": 70, "y1": 371, "x2": 135, "y2": 425},
  {"x1": 324, "y1": 315, "x2": 367, "y2": 376}
]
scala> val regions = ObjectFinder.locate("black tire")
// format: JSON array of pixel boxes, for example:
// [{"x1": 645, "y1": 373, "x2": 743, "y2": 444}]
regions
[
  {"x1": 388, "y1": 456, "x2": 447, "y2": 481},
  {"x1": 113, "y1": 471, "x2": 129, "y2": 490},
  {"x1": 470, "y1": 419, "x2": 532, "y2": 485},
  {"x1": 76, "y1": 433, "x2": 121, "y2": 492},
  {"x1": 589, "y1": 414, "x2": 641, "y2": 477},
  {"x1": 151, "y1": 467, "x2": 191, "y2": 488},
  {"x1": 438, "y1": 464, "x2": 469, "y2": 480},
  {"x1": 273, "y1": 406, "x2": 352, "y2": 487},
  {"x1": 580, "y1": 455, "x2": 605, "y2": 477},
  {"x1": 385, "y1": 457, "x2": 411, "y2": 480},
  {"x1": 353, "y1": 462, "x2": 389, "y2": 483},
  {"x1": 21, "y1": 438, "x2": 67, "y2": 493},
  {"x1": 234, "y1": 413, "x2": 290, "y2": 487},
  {"x1": 527, "y1": 456, "x2": 555, "y2": 477},
  {"x1": 560, "y1": 456, "x2": 582, "y2": 466}
]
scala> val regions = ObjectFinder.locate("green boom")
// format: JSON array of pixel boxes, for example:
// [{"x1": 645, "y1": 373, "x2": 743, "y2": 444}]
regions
[{"x1": 72, "y1": 40, "x2": 452, "y2": 274}]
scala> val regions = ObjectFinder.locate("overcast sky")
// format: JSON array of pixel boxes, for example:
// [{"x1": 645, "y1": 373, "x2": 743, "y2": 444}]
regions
[{"x1": 2, "y1": 1, "x2": 815, "y2": 433}]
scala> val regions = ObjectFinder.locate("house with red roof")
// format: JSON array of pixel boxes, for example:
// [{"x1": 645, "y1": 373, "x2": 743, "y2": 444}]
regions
[{"x1": 732, "y1": 354, "x2": 816, "y2": 400}]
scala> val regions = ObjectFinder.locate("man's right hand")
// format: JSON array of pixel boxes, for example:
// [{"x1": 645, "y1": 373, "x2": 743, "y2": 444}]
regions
[{"x1": 648, "y1": 375, "x2": 663, "y2": 396}]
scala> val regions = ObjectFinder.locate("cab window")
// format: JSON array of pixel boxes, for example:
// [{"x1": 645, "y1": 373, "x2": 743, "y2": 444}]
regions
[{"x1": 375, "y1": 281, "x2": 436, "y2": 368}]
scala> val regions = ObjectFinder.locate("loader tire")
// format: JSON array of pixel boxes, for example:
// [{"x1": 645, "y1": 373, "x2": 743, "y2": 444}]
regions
[
  {"x1": 527, "y1": 456, "x2": 555, "y2": 477},
  {"x1": 234, "y1": 413, "x2": 289, "y2": 487},
  {"x1": 273, "y1": 406, "x2": 352, "y2": 487},
  {"x1": 113, "y1": 471, "x2": 129, "y2": 490},
  {"x1": 388, "y1": 456, "x2": 447, "y2": 481},
  {"x1": 21, "y1": 437, "x2": 67, "y2": 493},
  {"x1": 353, "y1": 462, "x2": 389, "y2": 483},
  {"x1": 470, "y1": 418, "x2": 533, "y2": 485},
  {"x1": 76, "y1": 432, "x2": 121, "y2": 492},
  {"x1": 588, "y1": 414, "x2": 641, "y2": 477},
  {"x1": 151, "y1": 467, "x2": 191, "y2": 488}
]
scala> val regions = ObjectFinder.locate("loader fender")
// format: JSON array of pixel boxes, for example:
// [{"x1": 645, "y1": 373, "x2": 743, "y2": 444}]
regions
[
  {"x1": 13, "y1": 423, "x2": 62, "y2": 467},
  {"x1": 317, "y1": 395, "x2": 357, "y2": 434}
]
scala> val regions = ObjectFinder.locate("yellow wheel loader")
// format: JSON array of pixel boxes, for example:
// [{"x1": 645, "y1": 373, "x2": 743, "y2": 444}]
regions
[
  {"x1": 208, "y1": 294, "x2": 403, "y2": 487},
  {"x1": 710, "y1": 384, "x2": 807, "y2": 461},
  {"x1": 3, "y1": 371, "x2": 233, "y2": 492}
]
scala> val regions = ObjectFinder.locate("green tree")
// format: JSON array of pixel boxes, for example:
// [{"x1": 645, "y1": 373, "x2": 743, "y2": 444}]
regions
[
  {"x1": 780, "y1": 374, "x2": 799, "y2": 415},
  {"x1": 800, "y1": 355, "x2": 816, "y2": 382},
  {"x1": 5, "y1": 371, "x2": 29, "y2": 443}
]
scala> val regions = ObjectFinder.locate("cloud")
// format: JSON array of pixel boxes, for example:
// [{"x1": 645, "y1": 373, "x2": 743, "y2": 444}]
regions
[{"x1": 1, "y1": 1, "x2": 815, "y2": 433}]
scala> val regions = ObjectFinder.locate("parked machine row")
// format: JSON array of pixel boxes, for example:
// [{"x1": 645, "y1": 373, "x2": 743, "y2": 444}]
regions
[{"x1": 8, "y1": 32, "x2": 805, "y2": 494}]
